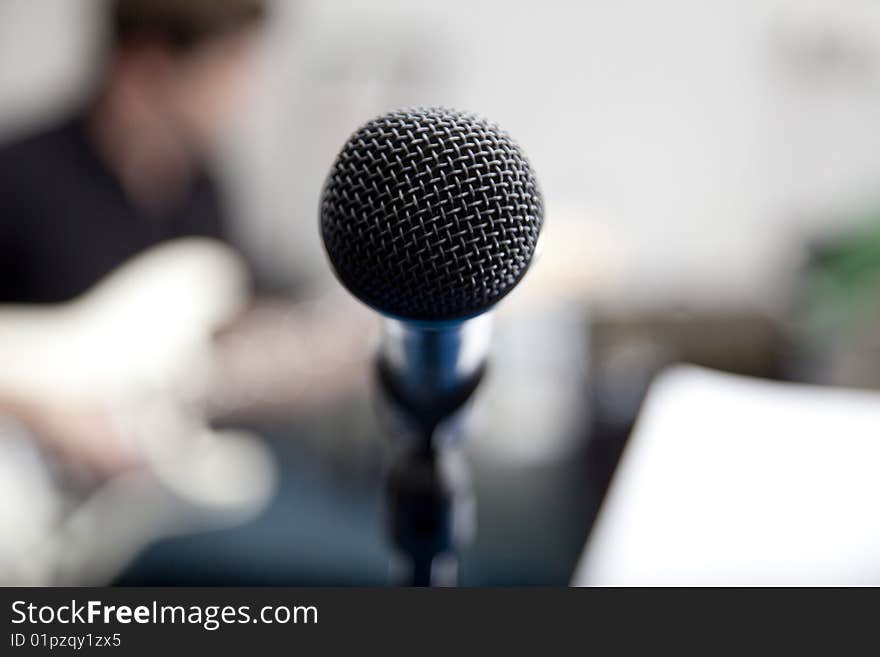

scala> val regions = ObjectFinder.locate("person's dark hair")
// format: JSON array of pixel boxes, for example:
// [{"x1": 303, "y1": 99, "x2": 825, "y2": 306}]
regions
[{"x1": 109, "y1": 0, "x2": 267, "y2": 51}]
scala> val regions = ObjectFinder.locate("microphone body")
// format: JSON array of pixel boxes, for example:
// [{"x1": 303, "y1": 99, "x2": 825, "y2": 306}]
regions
[{"x1": 378, "y1": 316, "x2": 491, "y2": 435}]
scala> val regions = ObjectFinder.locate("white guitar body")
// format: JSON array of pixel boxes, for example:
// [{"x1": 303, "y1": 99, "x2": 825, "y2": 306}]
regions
[{"x1": 0, "y1": 238, "x2": 277, "y2": 585}]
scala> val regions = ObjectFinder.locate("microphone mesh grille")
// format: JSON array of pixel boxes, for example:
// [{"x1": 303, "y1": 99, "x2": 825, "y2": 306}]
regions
[{"x1": 320, "y1": 107, "x2": 543, "y2": 321}]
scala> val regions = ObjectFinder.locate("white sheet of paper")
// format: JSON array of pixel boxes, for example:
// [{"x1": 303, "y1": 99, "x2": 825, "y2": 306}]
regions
[{"x1": 574, "y1": 365, "x2": 880, "y2": 586}]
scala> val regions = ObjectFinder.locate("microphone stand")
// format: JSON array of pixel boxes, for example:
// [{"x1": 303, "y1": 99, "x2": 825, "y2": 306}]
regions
[{"x1": 376, "y1": 355, "x2": 484, "y2": 587}]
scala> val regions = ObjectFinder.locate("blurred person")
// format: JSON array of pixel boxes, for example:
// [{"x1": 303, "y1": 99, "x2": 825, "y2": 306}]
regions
[
  {"x1": 0, "y1": 0, "x2": 371, "y2": 477},
  {"x1": 0, "y1": 0, "x2": 266, "y2": 305}
]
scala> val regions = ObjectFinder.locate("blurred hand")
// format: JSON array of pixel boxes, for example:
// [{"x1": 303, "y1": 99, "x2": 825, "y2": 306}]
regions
[
  {"x1": 14, "y1": 396, "x2": 141, "y2": 479},
  {"x1": 208, "y1": 293, "x2": 378, "y2": 419}
]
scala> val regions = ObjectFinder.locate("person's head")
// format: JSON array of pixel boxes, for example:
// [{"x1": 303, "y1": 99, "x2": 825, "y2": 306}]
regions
[{"x1": 99, "y1": 0, "x2": 268, "y2": 150}]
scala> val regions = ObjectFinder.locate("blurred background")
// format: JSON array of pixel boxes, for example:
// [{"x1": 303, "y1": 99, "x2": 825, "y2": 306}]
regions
[{"x1": 3, "y1": 0, "x2": 880, "y2": 585}]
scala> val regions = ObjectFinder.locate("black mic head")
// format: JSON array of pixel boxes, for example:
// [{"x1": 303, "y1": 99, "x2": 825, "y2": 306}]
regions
[{"x1": 320, "y1": 107, "x2": 544, "y2": 322}]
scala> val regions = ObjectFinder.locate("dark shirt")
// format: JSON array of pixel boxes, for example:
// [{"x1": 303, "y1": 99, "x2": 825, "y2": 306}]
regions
[{"x1": 0, "y1": 114, "x2": 226, "y2": 303}]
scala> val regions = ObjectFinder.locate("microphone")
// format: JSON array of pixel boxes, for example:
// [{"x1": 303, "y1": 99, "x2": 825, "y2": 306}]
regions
[
  {"x1": 320, "y1": 107, "x2": 544, "y2": 435},
  {"x1": 320, "y1": 107, "x2": 543, "y2": 584}
]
